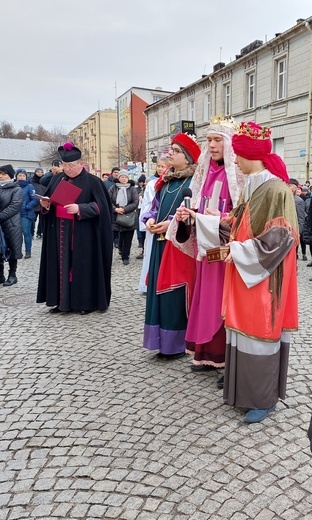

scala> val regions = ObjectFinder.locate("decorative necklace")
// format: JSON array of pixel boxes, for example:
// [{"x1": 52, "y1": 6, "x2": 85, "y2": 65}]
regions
[
  {"x1": 155, "y1": 177, "x2": 189, "y2": 240},
  {"x1": 157, "y1": 177, "x2": 189, "y2": 224}
]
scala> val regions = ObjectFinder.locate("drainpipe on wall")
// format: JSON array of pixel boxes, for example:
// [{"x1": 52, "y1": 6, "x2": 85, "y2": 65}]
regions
[{"x1": 305, "y1": 20, "x2": 312, "y2": 181}]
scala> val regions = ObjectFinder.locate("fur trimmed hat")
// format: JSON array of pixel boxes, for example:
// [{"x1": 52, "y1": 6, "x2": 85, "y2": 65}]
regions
[{"x1": 171, "y1": 133, "x2": 201, "y2": 164}]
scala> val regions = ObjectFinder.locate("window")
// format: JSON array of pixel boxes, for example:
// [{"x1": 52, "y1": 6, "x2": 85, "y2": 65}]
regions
[
  {"x1": 247, "y1": 72, "x2": 255, "y2": 109},
  {"x1": 188, "y1": 98, "x2": 195, "y2": 121},
  {"x1": 203, "y1": 91, "x2": 211, "y2": 122},
  {"x1": 175, "y1": 104, "x2": 181, "y2": 122},
  {"x1": 153, "y1": 95, "x2": 165, "y2": 102},
  {"x1": 273, "y1": 137, "x2": 284, "y2": 159},
  {"x1": 277, "y1": 58, "x2": 287, "y2": 100},
  {"x1": 224, "y1": 83, "x2": 231, "y2": 116}
]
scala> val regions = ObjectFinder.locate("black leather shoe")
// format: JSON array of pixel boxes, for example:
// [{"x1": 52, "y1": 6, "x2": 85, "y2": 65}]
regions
[
  {"x1": 191, "y1": 364, "x2": 216, "y2": 372},
  {"x1": 156, "y1": 352, "x2": 186, "y2": 360},
  {"x1": 80, "y1": 310, "x2": 93, "y2": 315},
  {"x1": 3, "y1": 275, "x2": 17, "y2": 286},
  {"x1": 217, "y1": 375, "x2": 224, "y2": 389},
  {"x1": 49, "y1": 306, "x2": 61, "y2": 313},
  {"x1": 307, "y1": 261, "x2": 312, "y2": 267}
]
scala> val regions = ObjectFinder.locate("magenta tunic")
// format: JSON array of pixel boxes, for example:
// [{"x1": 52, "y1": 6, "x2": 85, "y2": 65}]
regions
[{"x1": 185, "y1": 160, "x2": 232, "y2": 366}]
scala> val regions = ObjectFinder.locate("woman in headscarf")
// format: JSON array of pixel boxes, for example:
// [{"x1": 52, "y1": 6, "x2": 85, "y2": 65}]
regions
[{"x1": 143, "y1": 133, "x2": 201, "y2": 359}]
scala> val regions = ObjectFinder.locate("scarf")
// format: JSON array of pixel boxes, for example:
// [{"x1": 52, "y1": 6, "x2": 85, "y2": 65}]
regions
[{"x1": 116, "y1": 183, "x2": 130, "y2": 207}]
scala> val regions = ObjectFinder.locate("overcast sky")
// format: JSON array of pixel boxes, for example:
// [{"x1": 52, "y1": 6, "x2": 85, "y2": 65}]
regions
[{"x1": 1, "y1": 0, "x2": 311, "y2": 134}]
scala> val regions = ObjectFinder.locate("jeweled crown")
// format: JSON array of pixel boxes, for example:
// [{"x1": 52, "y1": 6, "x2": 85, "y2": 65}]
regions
[{"x1": 238, "y1": 121, "x2": 271, "y2": 140}]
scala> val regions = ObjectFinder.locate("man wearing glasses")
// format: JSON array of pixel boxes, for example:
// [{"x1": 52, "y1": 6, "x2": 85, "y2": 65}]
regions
[{"x1": 37, "y1": 142, "x2": 113, "y2": 315}]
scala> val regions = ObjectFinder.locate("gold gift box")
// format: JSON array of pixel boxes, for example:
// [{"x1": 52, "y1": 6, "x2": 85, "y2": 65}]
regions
[{"x1": 206, "y1": 246, "x2": 230, "y2": 263}]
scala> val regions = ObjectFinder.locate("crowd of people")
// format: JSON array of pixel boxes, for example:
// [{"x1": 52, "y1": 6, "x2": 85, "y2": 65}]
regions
[{"x1": 0, "y1": 121, "x2": 311, "y2": 437}]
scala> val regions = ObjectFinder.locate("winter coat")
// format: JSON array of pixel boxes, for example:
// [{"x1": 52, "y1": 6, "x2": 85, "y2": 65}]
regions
[
  {"x1": 18, "y1": 180, "x2": 37, "y2": 220},
  {"x1": 103, "y1": 175, "x2": 116, "y2": 191},
  {"x1": 294, "y1": 194, "x2": 306, "y2": 234},
  {"x1": 40, "y1": 171, "x2": 53, "y2": 187},
  {"x1": 30, "y1": 174, "x2": 47, "y2": 212},
  {"x1": 109, "y1": 180, "x2": 139, "y2": 232},
  {"x1": 0, "y1": 181, "x2": 23, "y2": 259}
]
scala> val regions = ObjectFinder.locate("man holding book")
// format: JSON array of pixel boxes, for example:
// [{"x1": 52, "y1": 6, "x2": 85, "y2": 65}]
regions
[{"x1": 37, "y1": 142, "x2": 113, "y2": 315}]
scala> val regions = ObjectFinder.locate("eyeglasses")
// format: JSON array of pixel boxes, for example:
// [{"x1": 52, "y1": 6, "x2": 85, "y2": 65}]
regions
[
  {"x1": 169, "y1": 146, "x2": 184, "y2": 155},
  {"x1": 62, "y1": 162, "x2": 80, "y2": 170}
]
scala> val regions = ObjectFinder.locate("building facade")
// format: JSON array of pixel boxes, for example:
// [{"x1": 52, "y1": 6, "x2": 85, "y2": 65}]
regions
[
  {"x1": 68, "y1": 109, "x2": 117, "y2": 177},
  {"x1": 116, "y1": 87, "x2": 173, "y2": 172},
  {"x1": 145, "y1": 17, "x2": 312, "y2": 182}
]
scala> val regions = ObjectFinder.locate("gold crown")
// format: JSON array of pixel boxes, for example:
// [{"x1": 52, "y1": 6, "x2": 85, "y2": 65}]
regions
[
  {"x1": 208, "y1": 115, "x2": 238, "y2": 130},
  {"x1": 238, "y1": 122, "x2": 271, "y2": 140}
]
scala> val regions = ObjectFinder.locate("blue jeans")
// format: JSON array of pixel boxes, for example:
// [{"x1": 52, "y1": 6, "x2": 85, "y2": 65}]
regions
[{"x1": 21, "y1": 217, "x2": 33, "y2": 253}]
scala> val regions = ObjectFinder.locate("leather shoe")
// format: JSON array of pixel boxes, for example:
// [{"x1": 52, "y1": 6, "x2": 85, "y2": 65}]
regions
[
  {"x1": 191, "y1": 364, "x2": 216, "y2": 372},
  {"x1": 307, "y1": 261, "x2": 312, "y2": 267},
  {"x1": 156, "y1": 352, "x2": 186, "y2": 360},
  {"x1": 123, "y1": 259, "x2": 129, "y2": 265},
  {"x1": 3, "y1": 275, "x2": 17, "y2": 286},
  {"x1": 80, "y1": 310, "x2": 93, "y2": 315},
  {"x1": 49, "y1": 306, "x2": 61, "y2": 313},
  {"x1": 217, "y1": 375, "x2": 224, "y2": 389}
]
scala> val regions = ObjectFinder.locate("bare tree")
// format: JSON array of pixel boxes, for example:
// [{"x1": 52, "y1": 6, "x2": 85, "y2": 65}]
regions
[
  {"x1": 38, "y1": 127, "x2": 68, "y2": 163},
  {"x1": 0, "y1": 121, "x2": 15, "y2": 138},
  {"x1": 108, "y1": 130, "x2": 146, "y2": 168},
  {"x1": 34, "y1": 125, "x2": 53, "y2": 142}
]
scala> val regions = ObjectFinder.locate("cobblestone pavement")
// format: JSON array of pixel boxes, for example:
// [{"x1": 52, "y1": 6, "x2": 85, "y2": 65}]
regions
[{"x1": 0, "y1": 237, "x2": 311, "y2": 520}]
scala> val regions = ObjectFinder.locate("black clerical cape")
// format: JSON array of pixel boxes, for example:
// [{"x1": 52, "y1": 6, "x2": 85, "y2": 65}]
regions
[{"x1": 37, "y1": 169, "x2": 113, "y2": 312}]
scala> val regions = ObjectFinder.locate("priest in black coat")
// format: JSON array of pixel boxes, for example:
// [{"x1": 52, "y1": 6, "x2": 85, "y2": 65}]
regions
[{"x1": 37, "y1": 142, "x2": 113, "y2": 314}]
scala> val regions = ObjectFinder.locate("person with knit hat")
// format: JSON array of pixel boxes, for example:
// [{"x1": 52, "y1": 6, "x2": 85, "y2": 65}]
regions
[
  {"x1": 16, "y1": 169, "x2": 37, "y2": 259},
  {"x1": 0, "y1": 164, "x2": 23, "y2": 286},
  {"x1": 36, "y1": 143, "x2": 113, "y2": 314},
  {"x1": 170, "y1": 116, "x2": 244, "y2": 378},
  {"x1": 108, "y1": 169, "x2": 139, "y2": 265},
  {"x1": 142, "y1": 133, "x2": 201, "y2": 359},
  {"x1": 200, "y1": 121, "x2": 298, "y2": 423}
]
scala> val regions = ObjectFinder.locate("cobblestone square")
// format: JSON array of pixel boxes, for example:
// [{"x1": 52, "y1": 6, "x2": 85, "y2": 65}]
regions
[{"x1": 0, "y1": 238, "x2": 311, "y2": 519}]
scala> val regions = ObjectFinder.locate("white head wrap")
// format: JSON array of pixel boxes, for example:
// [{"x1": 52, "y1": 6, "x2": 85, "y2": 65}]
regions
[{"x1": 190, "y1": 117, "x2": 245, "y2": 209}]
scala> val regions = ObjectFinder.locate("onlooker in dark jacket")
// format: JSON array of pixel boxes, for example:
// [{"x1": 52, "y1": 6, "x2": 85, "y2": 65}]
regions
[
  {"x1": 16, "y1": 169, "x2": 37, "y2": 259},
  {"x1": 289, "y1": 178, "x2": 307, "y2": 260},
  {"x1": 0, "y1": 164, "x2": 23, "y2": 286},
  {"x1": 30, "y1": 167, "x2": 46, "y2": 238},
  {"x1": 108, "y1": 170, "x2": 139, "y2": 265},
  {"x1": 40, "y1": 159, "x2": 63, "y2": 187},
  {"x1": 105, "y1": 167, "x2": 120, "y2": 247},
  {"x1": 104, "y1": 166, "x2": 120, "y2": 191}
]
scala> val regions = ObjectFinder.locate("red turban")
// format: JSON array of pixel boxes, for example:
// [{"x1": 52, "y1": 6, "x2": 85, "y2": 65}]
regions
[{"x1": 232, "y1": 122, "x2": 289, "y2": 183}]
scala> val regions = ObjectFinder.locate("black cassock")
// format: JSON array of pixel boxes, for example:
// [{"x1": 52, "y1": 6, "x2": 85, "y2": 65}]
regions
[{"x1": 37, "y1": 169, "x2": 113, "y2": 312}]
